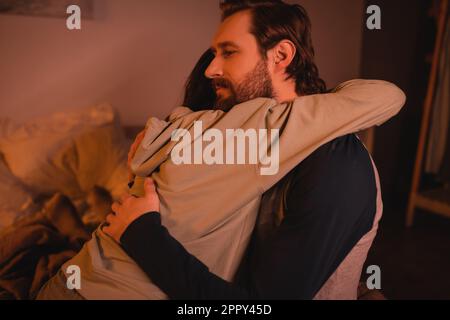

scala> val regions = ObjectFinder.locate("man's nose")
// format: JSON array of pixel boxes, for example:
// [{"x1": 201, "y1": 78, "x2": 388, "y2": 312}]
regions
[{"x1": 205, "y1": 58, "x2": 223, "y2": 79}]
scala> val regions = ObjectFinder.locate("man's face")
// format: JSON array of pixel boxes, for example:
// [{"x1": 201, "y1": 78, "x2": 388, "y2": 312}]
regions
[{"x1": 205, "y1": 10, "x2": 274, "y2": 111}]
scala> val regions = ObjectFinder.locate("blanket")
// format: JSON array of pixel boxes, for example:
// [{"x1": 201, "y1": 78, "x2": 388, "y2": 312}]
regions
[{"x1": 0, "y1": 194, "x2": 90, "y2": 300}]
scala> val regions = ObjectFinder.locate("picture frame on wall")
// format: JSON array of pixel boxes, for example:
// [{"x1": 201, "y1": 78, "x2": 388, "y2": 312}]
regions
[{"x1": 0, "y1": 0, "x2": 93, "y2": 19}]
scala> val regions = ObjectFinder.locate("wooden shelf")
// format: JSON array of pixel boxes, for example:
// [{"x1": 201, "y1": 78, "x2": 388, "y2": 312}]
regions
[{"x1": 406, "y1": 0, "x2": 449, "y2": 227}]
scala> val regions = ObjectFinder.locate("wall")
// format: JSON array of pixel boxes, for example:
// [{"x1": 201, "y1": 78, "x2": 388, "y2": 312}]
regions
[
  {"x1": 361, "y1": 0, "x2": 431, "y2": 208},
  {"x1": 0, "y1": 0, "x2": 364, "y2": 125}
]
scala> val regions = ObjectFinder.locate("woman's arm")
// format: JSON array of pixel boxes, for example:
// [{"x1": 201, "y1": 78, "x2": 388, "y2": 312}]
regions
[{"x1": 257, "y1": 79, "x2": 406, "y2": 191}]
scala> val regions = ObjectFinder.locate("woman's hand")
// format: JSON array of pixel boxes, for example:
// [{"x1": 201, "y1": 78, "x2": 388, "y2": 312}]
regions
[
  {"x1": 103, "y1": 178, "x2": 160, "y2": 243},
  {"x1": 128, "y1": 130, "x2": 146, "y2": 181}
]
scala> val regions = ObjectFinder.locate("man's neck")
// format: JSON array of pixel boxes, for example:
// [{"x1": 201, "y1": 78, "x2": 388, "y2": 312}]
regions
[{"x1": 272, "y1": 81, "x2": 299, "y2": 103}]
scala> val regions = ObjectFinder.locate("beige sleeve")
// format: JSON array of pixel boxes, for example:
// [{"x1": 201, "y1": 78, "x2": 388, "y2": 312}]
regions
[{"x1": 257, "y1": 79, "x2": 406, "y2": 192}]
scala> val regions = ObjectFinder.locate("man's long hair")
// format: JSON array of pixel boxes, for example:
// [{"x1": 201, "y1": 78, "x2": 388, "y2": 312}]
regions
[{"x1": 220, "y1": 0, "x2": 327, "y2": 95}]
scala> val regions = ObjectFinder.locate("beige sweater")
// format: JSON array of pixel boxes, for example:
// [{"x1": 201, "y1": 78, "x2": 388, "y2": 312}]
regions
[{"x1": 62, "y1": 80, "x2": 406, "y2": 299}]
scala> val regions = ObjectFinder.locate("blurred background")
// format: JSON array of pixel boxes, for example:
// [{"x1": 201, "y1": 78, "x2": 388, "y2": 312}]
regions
[
  {"x1": 0, "y1": 0, "x2": 449, "y2": 299},
  {"x1": 0, "y1": 0, "x2": 366, "y2": 124}
]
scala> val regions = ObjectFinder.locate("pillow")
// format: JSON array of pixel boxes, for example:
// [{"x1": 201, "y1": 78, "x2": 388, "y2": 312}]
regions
[
  {"x1": 0, "y1": 103, "x2": 130, "y2": 202},
  {"x1": 69, "y1": 121, "x2": 130, "y2": 200},
  {"x1": 0, "y1": 157, "x2": 37, "y2": 230}
]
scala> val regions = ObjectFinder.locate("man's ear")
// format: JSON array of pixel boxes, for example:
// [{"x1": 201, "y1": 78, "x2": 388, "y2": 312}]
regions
[{"x1": 269, "y1": 40, "x2": 296, "y2": 71}]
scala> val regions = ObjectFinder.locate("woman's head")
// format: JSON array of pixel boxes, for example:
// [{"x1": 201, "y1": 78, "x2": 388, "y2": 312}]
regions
[{"x1": 182, "y1": 49, "x2": 217, "y2": 111}]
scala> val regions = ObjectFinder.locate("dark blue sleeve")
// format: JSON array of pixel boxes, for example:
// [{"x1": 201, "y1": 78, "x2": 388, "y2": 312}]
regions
[
  {"x1": 121, "y1": 213, "x2": 254, "y2": 299},
  {"x1": 120, "y1": 134, "x2": 376, "y2": 299}
]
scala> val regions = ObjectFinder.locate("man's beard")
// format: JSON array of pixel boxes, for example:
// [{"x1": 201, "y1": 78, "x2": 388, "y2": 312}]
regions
[{"x1": 212, "y1": 60, "x2": 274, "y2": 111}]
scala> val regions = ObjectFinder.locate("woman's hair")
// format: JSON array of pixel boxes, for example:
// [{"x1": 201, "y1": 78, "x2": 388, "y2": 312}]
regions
[{"x1": 182, "y1": 49, "x2": 216, "y2": 111}]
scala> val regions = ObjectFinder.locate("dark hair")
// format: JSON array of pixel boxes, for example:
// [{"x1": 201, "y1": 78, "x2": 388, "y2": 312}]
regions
[
  {"x1": 182, "y1": 49, "x2": 216, "y2": 111},
  {"x1": 220, "y1": 0, "x2": 327, "y2": 95}
]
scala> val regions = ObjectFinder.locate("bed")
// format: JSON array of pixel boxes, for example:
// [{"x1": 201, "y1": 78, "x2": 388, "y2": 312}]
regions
[{"x1": 0, "y1": 103, "x2": 141, "y2": 299}]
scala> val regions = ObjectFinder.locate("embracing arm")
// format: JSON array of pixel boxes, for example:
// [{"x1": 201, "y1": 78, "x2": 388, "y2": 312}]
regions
[
  {"x1": 120, "y1": 213, "x2": 254, "y2": 299},
  {"x1": 292, "y1": 79, "x2": 406, "y2": 131},
  {"x1": 257, "y1": 79, "x2": 406, "y2": 190}
]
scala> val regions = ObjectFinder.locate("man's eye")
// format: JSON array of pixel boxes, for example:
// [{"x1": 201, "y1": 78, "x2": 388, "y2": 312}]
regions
[{"x1": 222, "y1": 51, "x2": 236, "y2": 58}]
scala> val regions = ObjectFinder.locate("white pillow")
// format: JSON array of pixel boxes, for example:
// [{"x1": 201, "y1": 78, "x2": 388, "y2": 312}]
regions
[{"x1": 0, "y1": 103, "x2": 129, "y2": 202}]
